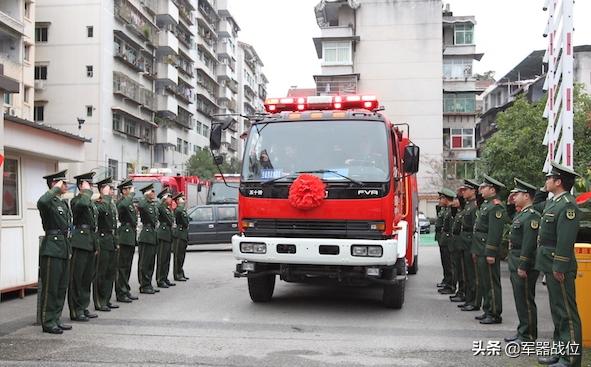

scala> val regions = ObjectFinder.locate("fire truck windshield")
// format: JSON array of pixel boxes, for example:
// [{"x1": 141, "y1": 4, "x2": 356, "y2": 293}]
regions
[{"x1": 242, "y1": 120, "x2": 389, "y2": 183}]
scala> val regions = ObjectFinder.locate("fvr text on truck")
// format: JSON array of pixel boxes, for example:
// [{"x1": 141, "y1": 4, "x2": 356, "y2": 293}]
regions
[{"x1": 210, "y1": 95, "x2": 420, "y2": 309}]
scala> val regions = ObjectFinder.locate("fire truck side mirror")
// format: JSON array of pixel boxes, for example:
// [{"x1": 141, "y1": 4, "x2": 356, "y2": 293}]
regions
[
  {"x1": 210, "y1": 124, "x2": 223, "y2": 151},
  {"x1": 403, "y1": 145, "x2": 420, "y2": 174}
]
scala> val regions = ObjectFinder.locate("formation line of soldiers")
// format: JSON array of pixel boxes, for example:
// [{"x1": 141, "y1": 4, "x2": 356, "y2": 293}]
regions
[
  {"x1": 37, "y1": 170, "x2": 191, "y2": 334},
  {"x1": 434, "y1": 161, "x2": 583, "y2": 367}
]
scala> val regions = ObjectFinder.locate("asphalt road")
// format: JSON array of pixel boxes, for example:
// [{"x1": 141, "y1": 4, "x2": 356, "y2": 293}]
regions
[{"x1": 0, "y1": 243, "x2": 587, "y2": 367}]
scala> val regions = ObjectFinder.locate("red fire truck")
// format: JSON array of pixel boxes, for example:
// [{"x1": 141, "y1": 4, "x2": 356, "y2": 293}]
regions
[
  {"x1": 210, "y1": 95, "x2": 420, "y2": 308},
  {"x1": 129, "y1": 171, "x2": 201, "y2": 207}
]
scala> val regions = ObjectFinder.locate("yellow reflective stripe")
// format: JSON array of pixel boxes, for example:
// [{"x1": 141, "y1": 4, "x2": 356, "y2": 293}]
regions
[
  {"x1": 554, "y1": 255, "x2": 570, "y2": 262},
  {"x1": 519, "y1": 256, "x2": 529, "y2": 261},
  {"x1": 486, "y1": 244, "x2": 498, "y2": 250}
]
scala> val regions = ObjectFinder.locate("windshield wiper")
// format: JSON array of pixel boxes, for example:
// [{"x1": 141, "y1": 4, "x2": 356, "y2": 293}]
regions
[
  {"x1": 261, "y1": 173, "x2": 298, "y2": 186},
  {"x1": 298, "y1": 170, "x2": 365, "y2": 186}
]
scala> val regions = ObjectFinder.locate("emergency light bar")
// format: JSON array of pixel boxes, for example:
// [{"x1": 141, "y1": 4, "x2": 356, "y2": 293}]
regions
[{"x1": 264, "y1": 95, "x2": 379, "y2": 113}]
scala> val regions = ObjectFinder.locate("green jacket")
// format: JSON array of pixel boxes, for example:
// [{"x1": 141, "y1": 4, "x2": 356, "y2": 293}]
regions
[
  {"x1": 473, "y1": 195, "x2": 507, "y2": 257},
  {"x1": 434, "y1": 206, "x2": 445, "y2": 241},
  {"x1": 70, "y1": 189, "x2": 98, "y2": 252},
  {"x1": 450, "y1": 207, "x2": 465, "y2": 252},
  {"x1": 462, "y1": 199, "x2": 477, "y2": 253},
  {"x1": 535, "y1": 192, "x2": 580, "y2": 273},
  {"x1": 138, "y1": 197, "x2": 158, "y2": 245},
  {"x1": 157, "y1": 201, "x2": 174, "y2": 242},
  {"x1": 508, "y1": 205, "x2": 540, "y2": 271},
  {"x1": 117, "y1": 192, "x2": 137, "y2": 246},
  {"x1": 37, "y1": 186, "x2": 72, "y2": 259},
  {"x1": 174, "y1": 205, "x2": 189, "y2": 241},
  {"x1": 96, "y1": 196, "x2": 118, "y2": 252}
]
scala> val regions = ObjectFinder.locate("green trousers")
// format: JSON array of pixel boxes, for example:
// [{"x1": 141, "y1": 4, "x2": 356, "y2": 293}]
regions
[
  {"x1": 173, "y1": 238, "x2": 188, "y2": 280},
  {"x1": 464, "y1": 251, "x2": 480, "y2": 308},
  {"x1": 115, "y1": 245, "x2": 135, "y2": 299},
  {"x1": 544, "y1": 271, "x2": 582, "y2": 367},
  {"x1": 477, "y1": 256, "x2": 502, "y2": 318},
  {"x1": 156, "y1": 239, "x2": 172, "y2": 285},
  {"x1": 39, "y1": 256, "x2": 69, "y2": 329},
  {"x1": 68, "y1": 248, "x2": 96, "y2": 319},
  {"x1": 139, "y1": 243, "x2": 157, "y2": 291},
  {"x1": 451, "y1": 248, "x2": 466, "y2": 295},
  {"x1": 137, "y1": 243, "x2": 144, "y2": 285},
  {"x1": 508, "y1": 251, "x2": 538, "y2": 341},
  {"x1": 93, "y1": 249, "x2": 117, "y2": 309},
  {"x1": 438, "y1": 234, "x2": 454, "y2": 287}
]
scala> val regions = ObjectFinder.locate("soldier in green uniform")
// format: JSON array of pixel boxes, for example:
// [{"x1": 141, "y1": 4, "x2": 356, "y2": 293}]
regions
[
  {"x1": 473, "y1": 174, "x2": 507, "y2": 324},
  {"x1": 68, "y1": 172, "x2": 99, "y2": 322},
  {"x1": 535, "y1": 162, "x2": 582, "y2": 367},
  {"x1": 436, "y1": 188, "x2": 456, "y2": 294},
  {"x1": 37, "y1": 170, "x2": 73, "y2": 334},
  {"x1": 138, "y1": 183, "x2": 160, "y2": 294},
  {"x1": 156, "y1": 188, "x2": 176, "y2": 288},
  {"x1": 459, "y1": 179, "x2": 482, "y2": 312},
  {"x1": 115, "y1": 178, "x2": 138, "y2": 303},
  {"x1": 450, "y1": 192, "x2": 466, "y2": 302},
  {"x1": 93, "y1": 177, "x2": 119, "y2": 311},
  {"x1": 503, "y1": 178, "x2": 540, "y2": 344},
  {"x1": 172, "y1": 193, "x2": 190, "y2": 281}
]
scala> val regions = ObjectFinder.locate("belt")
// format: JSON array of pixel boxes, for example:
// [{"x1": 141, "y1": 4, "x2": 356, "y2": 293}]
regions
[
  {"x1": 98, "y1": 229, "x2": 115, "y2": 235},
  {"x1": 121, "y1": 222, "x2": 136, "y2": 227},
  {"x1": 177, "y1": 227, "x2": 187, "y2": 231},
  {"x1": 74, "y1": 224, "x2": 95, "y2": 231},
  {"x1": 46, "y1": 229, "x2": 69, "y2": 236}
]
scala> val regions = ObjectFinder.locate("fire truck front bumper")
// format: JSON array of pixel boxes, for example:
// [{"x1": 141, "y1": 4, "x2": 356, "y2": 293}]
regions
[{"x1": 231, "y1": 235, "x2": 406, "y2": 267}]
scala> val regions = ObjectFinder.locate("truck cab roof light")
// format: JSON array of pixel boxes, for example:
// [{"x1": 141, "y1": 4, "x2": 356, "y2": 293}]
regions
[{"x1": 264, "y1": 95, "x2": 379, "y2": 113}]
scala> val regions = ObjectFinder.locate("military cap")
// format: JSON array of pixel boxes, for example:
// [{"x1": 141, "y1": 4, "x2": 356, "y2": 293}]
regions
[
  {"x1": 95, "y1": 176, "x2": 112, "y2": 188},
  {"x1": 74, "y1": 171, "x2": 96, "y2": 184},
  {"x1": 172, "y1": 192, "x2": 184, "y2": 201},
  {"x1": 480, "y1": 174, "x2": 506, "y2": 190},
  {"x1": 157, "y1": 187, "x2": 170, "y2": 199},
  {"x1": 511, "y1": 177, "x2": 537, "y2": 195},
  {"x1": 43, "y1": 169, "x2": 68, "y2": 182},
  {"x1": 545, "y1": 161, "x2": 581, "y2": 179},
  {"x1": 462, "y1": 179, "x2": 480, "y2": 190},
  {"x1": 139, "y1": 183, "x2": 155, "y2": 193},
  {"x1": 117, "y1": 178, "x2": 133, "y2": 190},
  {"x1": 438, "y1": 188, "x2": 456, "y2": 199}
]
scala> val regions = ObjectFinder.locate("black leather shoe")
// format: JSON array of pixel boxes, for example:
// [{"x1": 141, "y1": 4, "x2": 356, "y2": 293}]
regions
[
  {"x1": 157, "y1": 283, "x2": 169, "y2": 288},
  {"x1": 96, "y1": 306, "x2": 111, "y2": 312},
  {"x1": 475, "y1": 313, "x2": 487, "y2": 320},
  {"x1": 538, "y1": 355, "x2": 559, "y2": 365},
  {"x1": 438, "y1": 287, "x2": 455, "y2": 295},
  {"x1": 175, "y1": 277, "x2": 187, "y2": 282},
  {"x1": 107, "y1": 303, "x2": 119, "y2": 309},
  {"x1": 504, "y1": 334, "x2": 519, "y2": 342},
  {"x1": 57, "y1": 323, "x2": 72, "y2": 330},
  {"x1": 127, "y1": 294, "x2": 139, "y2": 300},
  {"x1": 165, "y1": 280, "x2": 176, "y2": 286},
  {"x1": 479, "y1": 316, "x2": 502, "y2": 324},
  {"x1": 71, "y1": 315, "x2": 89, "y2": 322},
  {"x1": 117, "y1": 297, "x2": 132, "y2": 303},
  {"x1": 43, "y1": 326, "x2": 63, "y2": 334},
  {"x1": 183, "y1": 276, "x2": 189, "y2": 280},
  {"x1": 140, "y1": 288, "x2": 155, "y2": 294},
  {"x1": 548, "y1": 361, "x2": 569, "y2": 367},
  {"x1": 436, "y1": 282, "x2": 446, "y2": 288},
  {"x1": 461, "y1": 305, "x2": 480, "y2": 311},
  {"x1": 84, "y1": 310, "x2": 98, "y2": 318},
  {"x1": 450, "y1": 295, "x2": 465, "y2": 302},
  {"x1": 457, "y1": 303, "x2": 467, "y2": 308}
]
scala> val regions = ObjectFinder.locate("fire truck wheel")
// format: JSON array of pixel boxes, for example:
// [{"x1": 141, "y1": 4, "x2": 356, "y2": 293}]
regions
[
  {"x1": 382, "y1": 280, "x2": 405, "y2": 309},
  {"x1": 248, "y1": 274, "x2": 276, "y2": 302},
  {"x1": 408, "y1": 255, "x2": 419, "y2": 275}
]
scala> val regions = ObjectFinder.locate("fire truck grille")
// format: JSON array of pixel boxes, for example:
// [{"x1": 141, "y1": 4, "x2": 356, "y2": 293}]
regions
[{"x1": 245, "y1": 220, "x2": 386, "y2": 240}]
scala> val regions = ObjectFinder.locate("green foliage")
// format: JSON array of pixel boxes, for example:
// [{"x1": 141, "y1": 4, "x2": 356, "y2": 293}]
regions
[
  {"x1": 186, "y1": 148, "x2": 241, "y2": 179},
  {"x1": 481, "y1": 85, "x2": 591, "y2": 191}
]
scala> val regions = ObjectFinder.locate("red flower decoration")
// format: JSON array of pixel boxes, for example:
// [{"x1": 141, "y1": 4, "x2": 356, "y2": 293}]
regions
[{"x1": 288, "y1": 174, "x2": 326, "y2": 211}]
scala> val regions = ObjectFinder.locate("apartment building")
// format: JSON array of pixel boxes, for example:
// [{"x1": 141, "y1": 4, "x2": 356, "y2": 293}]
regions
[
  {"x1": 312, "y1": 0, "x2": 443, "y2": 215},
  {"x1": 441, "y1": 4, "x2": 483, "y2": 184},
  {"x1": 1, "y1": 1, "x2": 88, "y2": 296}
]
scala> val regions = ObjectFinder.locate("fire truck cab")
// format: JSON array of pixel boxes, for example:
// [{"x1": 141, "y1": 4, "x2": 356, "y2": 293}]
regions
[{"x1": 210, "y1": 95, "x2": 420, "y2": 309}]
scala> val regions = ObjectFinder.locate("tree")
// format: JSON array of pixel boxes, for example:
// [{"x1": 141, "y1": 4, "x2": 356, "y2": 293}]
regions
[
  {"x1": 480, "y1": 85, "x2": 591, "y2": 190},
  {"x1": 186, "y1": 148, "x2": 241, "y2": 179},
  {"x1": 474, "y1": 70, "x2": 496, "y2": 81}
]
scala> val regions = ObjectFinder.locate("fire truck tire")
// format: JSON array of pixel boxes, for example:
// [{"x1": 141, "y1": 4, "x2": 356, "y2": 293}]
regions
[
  {"x1": 248, "y1": 274, "x2": 276, "y2": 302},
  {"x1": 408, "y1": 255, "x2": 419, "y2": 275},
  {"x1": 382, "y1": 280, "x2": 405, "y2": 309}
]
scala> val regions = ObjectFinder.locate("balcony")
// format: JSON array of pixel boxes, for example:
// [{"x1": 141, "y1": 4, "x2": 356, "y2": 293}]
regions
[
  {"x1": 140, "y1": 88, "x2": 157, "y2": 111},
  {"x1": 113, "y1": 71, "x2": 141, "y2": 105},
  {"x1": 114, "y1": 46, "x2": 149, "y2": 73},
  {"x1": 216, "y1": 62, "x2": 235, "y2": 81},
  {"x1": 158, "y1": 30, "x2": 179, "y2": 55},
  {"x1": 114, "y1": 0, "x2": 159, "y2": 47},
  {"x1": 314, "y1": 74, "x2": 359, "y2": 96},
  {"x1": 34, "y1": 80, "x2": 46, "y2": 90},
  {"x1": 177, "y1": 106, "x2": 194, "y2": 129},
  {"x1": 157, "y1": 93, "x2": 178, "y2": 117},
  {"x1": 177, "y1": 3, "x2": 194, "y2": 26},
  {"x1": 197, "y1": 0, "x2": 219, "y2": 28},
  {"x1": 166, "y1": 83, "x2": 194, "y2": 104},
  {"x1": 140, "y1": 0, "x2": 158, "y2": 15},
  {"x1": 217, "y1": 40, "x2": 234, "y2": 58},
  {"x1": 156, "y1": 0, "x2": 179, "y2": 24},
  {"x1": 176, "y1": 26, "x2": 194, "y2": 49},
  {"x1": 0, "y1": 8, "x2": 24, "y2": 35},
  {"x1": 217, "y1": 19, "x2": 238, "y2": 38},
  {"x1": 243, "y1": 82, "x2": 255, "y2": 97},
  {"x1": 217, "y1": 85, "x2": 234, "y2": 102},
  {"x1": 157, "y1": 62, "x2": 178, "y2": 84},
  {"x1": 196, "y1": 83, "x2": 217, "y2": 105}
]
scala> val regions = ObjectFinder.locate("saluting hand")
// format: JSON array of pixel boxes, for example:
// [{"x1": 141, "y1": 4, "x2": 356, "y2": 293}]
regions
[
  {"x1": 81, "y1": 181, "x2": 91, "y2": 190},
  {"x1": 553, "y1": 271, "x2": 565, "y2": 283},
  {"x1": 486, "y1": 256, "x2": 495, "y2": 264},
  {"x1": 517, "y1": 268, "x2": 527, "y2": 279}
]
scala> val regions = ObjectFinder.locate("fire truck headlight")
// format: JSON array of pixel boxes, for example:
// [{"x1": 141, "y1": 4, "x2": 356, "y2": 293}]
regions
[
  {"x1": 352, "y1": 246, "x2": 368, "y2": 257},
  {"x1": 240, "y1": 243, "x2": 254, "y2": 253},
  {"x1": 367, "y1": 246, "x2": 383, "y2": 257},
  {"x1": 240, "y1": 242, "x2": 267, "y2": 254},
  {"x1": 352, "y1": 245, "x2": 383, "y2": 257},
  {"x1": 253, "y1": 243, "x2": 267, "y2": 254}
]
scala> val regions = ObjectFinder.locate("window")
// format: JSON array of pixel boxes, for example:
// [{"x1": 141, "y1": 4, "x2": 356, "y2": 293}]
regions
[
  {"x1": 85, "y1": 105, "x2": 93, "y2": 117},
  {"x1": 202, "y1": 124, "x2": 209, "y2": 138},
  {"x1": 443, "y1": 58, "x2": 473, "y2": 79},
  {"x1": 35, "y1": 26, "x2": 48, "y2": 42},
  {"x1": 450, "y1": 128, "x2": 474, "y2": 149},
  {"x1": 86, "y1": 65, "x2": 93, "y2": 78},
  {"x1": 190, "y1": 207, "x2": 213, "y2": 221},
  {"x1": 443, "y1": 93, "x2": 475, "y2": 113},
  {"x1": 108, "y1": 159, "x2": 119, "y2": 181},
  {"x1": 4, "y1": 93, "x2": 11, "y2": 105},
  {"x1": 34, "y1": 65, "x2": 47, "y2": 80},
  {"x1": 126, "y1": 163, "x2": 134, "y2": 175},
  {"x1": 24, "y1": 86, "x2": 30, "y2": 103},
  {"x1": 322, "y1": 41, "x2": 352, "y2": 65},
  {"x1": 183, "y1": 140, "x2": 189, "y2": 155},
  {"x1": 24, "y1": 44, "x2": 31, "y2": 62},
  {"x1": 24, "y1": 1, "x2": 31, "y2": 19},
  {"x1": 176, "y1": 138, "x2": 182, "y2": 152},
  {"x1": 194, "y1": 145, "x2": 200, "y2": 154},
  {"x1": 34, "y1": 105, "x2": 44, "y2": 122},
  {"x1": 454, "y1": 24, "x2": 474, "y2": 45},
  {"x1": 444, "y1": 160, "x2": 477, "y2": 180},
  {"x1": 2, "y1": 158, "x2": 20, "y2": 216},
  {"x1": 113, "y1": 113, "x2": 122, "y2": 131},
  {"x1": 217, "y1": 207, "x2": 236, "y2": 221},
  {"x1": 125, "y1": 119, "x2": 137, "y2": 136},
  {"x1": 87, "y1": 26, "x2": 94, "y2": 38}
]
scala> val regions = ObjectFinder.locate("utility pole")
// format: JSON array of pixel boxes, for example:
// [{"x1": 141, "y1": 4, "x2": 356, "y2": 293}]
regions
[{"x1": 542, "y1": 0, "x2": 575, "y2": 171}]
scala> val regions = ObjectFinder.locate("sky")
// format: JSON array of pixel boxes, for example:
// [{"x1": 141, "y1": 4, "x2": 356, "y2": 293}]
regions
[{"x1": 228, "y1": 0, "x2": 591, "y2": 97}]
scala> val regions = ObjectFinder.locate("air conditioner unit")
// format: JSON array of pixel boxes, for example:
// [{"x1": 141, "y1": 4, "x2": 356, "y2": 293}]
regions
[
  {"x1": 34, "y1": 80, "x2": 45, "y2": 90},
  {"x1": 9, "y1": 108, "x2": 16, "y2": 116}
]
